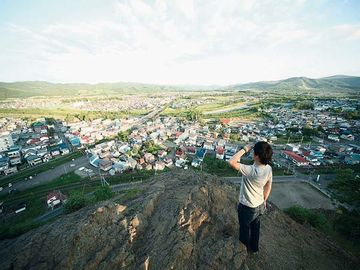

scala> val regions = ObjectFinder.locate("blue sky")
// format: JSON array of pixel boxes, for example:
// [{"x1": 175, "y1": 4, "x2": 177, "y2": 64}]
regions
[{"x1": 0, "y1": 0, "x2": 359, "y2": 85}]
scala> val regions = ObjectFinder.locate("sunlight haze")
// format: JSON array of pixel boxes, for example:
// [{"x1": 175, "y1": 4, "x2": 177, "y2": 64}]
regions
[{"x1": 0, "y1": 0, "x2": 359, "y2": 84}]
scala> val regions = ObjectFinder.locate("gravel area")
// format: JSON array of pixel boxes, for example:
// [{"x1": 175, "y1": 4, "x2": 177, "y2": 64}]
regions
[{"x1": 270, "y1": 181, "x2": 335, "y2": 210}]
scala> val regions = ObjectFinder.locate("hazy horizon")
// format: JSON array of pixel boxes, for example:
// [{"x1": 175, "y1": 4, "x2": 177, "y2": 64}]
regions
[
  {"x1": 1, "y1": 74, "x2": 359, "y2": 87},
  {"x1": 1, "y1": 0, "x2": 359, "y2": 85}
]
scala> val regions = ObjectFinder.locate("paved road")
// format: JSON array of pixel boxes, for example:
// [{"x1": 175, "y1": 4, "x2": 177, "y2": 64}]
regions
[{"x1": 1, "y1": 155, "x2": 89, "y2": 195}]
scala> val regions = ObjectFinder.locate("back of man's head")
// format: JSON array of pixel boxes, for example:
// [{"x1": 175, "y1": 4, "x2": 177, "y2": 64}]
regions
[{"x1": 253, "y1": 141, "x2": 273, "y2": 165}]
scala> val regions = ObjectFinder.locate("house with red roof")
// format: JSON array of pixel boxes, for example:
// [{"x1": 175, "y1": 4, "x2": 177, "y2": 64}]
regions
[
  {"x1": 216, "y1": 147, "x2": 225, "y2": 160},
  {"x1": 186, "y1": 146, "x2": 196, "y2": 156},
  {"x1": 282, "y1": 150, "x2": 309, "y2": 166},
  {"x1": 220, "y1": 118, "x2": 231, "y2": 126}
]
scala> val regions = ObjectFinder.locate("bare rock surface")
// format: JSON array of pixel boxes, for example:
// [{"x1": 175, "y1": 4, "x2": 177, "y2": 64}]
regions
[{"x1": 0, "y1": 170, "x2": 358, "y2": 270}]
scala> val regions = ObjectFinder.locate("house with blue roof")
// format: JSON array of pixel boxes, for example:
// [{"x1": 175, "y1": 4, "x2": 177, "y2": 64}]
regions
[
  {"x1": 345, "y1": 154, "x2": 360, "y2": 165},
  {"x1": 70, "y1": 137, "x2": 81, "y2": 147},
  {"x1": 58, "y1": 142, "x2": 70, "y2": 155},
  {"x1": 89, "y1": 155, "x2": 100, "y2": 167},
  {"x1": 195, "y1": 148, "x2": 206, "y2": 161}
]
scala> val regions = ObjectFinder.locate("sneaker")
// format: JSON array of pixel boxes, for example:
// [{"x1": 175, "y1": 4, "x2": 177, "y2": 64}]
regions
[{"x1": 246, "y1": 248, "x2": 259, "y2": 256}]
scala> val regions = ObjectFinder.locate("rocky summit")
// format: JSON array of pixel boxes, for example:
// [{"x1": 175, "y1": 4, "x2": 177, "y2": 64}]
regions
[{"x1": 0, "y1": 170, "x2": 358, "y2": 270}]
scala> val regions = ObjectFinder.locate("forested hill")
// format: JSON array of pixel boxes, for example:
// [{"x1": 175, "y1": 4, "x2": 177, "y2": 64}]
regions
[
  {"x1": 226, "y1": 75, "x2": 360, "y2": 94},
  {"x1": 0, "y1": 81, "x2": 184, "y2": 98},
  {"x1": 0, "y1": 75, "x2": 359, "y2": 98}
]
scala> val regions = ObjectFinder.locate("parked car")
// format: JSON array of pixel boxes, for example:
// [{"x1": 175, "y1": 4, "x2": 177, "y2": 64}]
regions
[
  {"x1": 15, "y1": 202, "x2": 26, "y2": 214},
  {"x1": 8, "y1": 189, "x2": 19, "y2": 195}
]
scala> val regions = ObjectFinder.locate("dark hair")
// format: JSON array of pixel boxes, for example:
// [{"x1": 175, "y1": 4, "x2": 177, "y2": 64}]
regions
[{"x1": 253, "y1": 141, "x2": 273, "y2": 165}]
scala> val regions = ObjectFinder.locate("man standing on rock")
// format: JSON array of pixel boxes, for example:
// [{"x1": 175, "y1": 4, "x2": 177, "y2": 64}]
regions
[{"x1": 228, "y1": 141, "x2": 273, "y2": 254}]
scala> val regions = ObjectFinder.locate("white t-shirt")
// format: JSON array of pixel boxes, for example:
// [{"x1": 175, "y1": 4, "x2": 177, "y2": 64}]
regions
[{"x1": 238, "y1": 163, "x2": 272, "y2": 208}]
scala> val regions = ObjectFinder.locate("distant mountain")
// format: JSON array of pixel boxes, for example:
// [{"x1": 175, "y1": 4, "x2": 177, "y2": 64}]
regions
[
  {"x1": 0, "y1": 75, "x2": 359, "y2": 98},
  {"x1": 226, "y1": 75, "x2": 360, "y2": 93},
  {"x1": 0, "y1": 81, "x2": 186, "y2": 98}
]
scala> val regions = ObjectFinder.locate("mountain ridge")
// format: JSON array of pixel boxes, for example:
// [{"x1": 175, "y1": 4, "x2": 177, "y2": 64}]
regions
[{"x1": 0, "y1": 75, "x2": 359, "y2": 98}]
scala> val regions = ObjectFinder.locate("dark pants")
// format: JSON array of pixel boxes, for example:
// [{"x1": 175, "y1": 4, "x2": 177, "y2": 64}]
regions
[{"x1": 237, "y1": 203, "x2": 265, "y2": 252}]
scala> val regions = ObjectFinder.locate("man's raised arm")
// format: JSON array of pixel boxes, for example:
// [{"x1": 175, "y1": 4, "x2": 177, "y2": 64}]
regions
[{"x1": 228, "y1": 144, "x2": 252, "y2": 171}]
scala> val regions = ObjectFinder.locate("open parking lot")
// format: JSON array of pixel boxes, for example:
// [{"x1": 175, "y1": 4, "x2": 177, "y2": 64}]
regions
[{"x1": 270, "y1": 181, "x2": 335, "y2": 210}]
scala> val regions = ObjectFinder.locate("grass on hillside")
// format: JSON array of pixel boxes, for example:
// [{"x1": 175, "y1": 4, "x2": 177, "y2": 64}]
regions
[
  {"x1": 0, "y1": 195, "x2": 47, "y2": 239},
  {"x1": 285, "y1": 205, "x2": 360, "y2": 257},
  {"x1": 114, "y1": 188, "x2": 142, "y2": 204}
]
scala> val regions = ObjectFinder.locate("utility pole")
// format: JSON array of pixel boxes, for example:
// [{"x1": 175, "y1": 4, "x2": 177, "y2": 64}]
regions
[{"x1": 98, "y1": 167, "x2": 109, "y2": 186}]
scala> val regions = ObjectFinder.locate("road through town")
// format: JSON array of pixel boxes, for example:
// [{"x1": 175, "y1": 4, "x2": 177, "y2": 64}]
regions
[{"x1": 0, "y1": 155, "x2": 89, "y2": 195}]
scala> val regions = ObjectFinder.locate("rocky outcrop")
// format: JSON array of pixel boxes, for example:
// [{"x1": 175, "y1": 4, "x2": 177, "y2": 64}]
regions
[{"x1": 0, "y1": 170, "x2": 358, "y2": 270}]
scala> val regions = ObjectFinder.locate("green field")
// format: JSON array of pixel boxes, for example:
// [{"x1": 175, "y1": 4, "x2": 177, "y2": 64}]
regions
[{"x1": 0, "y1": 107, "x2": 146, "y2": 120}]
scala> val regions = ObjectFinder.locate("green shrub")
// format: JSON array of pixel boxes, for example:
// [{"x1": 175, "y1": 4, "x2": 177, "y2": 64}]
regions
[
  {"x1": 334, "y1": 210, "x2": 360, "y2": 242},
  {"x1": 294, "y1": 101, "x2": 314, "y2": 110},
  {"x1": 285, "y1": 205, "x2": 309, "y2": 223},
  {"x1": 64, "y1": 191, "x2": 88, "y2": 213},
  {"x1": 0, "y1": 220, "x2": 42, "y2": 240},
  {"x1": 94, "y1": 186, "x2": 114, "y2": 202},
  {"x1": 285, "y1": 205, "x2": 330, "y2": 231},
  {"x1": 307, "y1": 211, "x2": 330, "y2": 231}
]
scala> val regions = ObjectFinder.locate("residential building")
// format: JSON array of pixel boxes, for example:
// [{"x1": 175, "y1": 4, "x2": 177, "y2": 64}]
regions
[
  {"x1": 216, "y1": 147, "x2": 224, "y2": 160},
  {"x1": 0, "y1": 132, "x2": 14, "y2": 152},
  {"x1": 283, "y1": 151, "x2": 309, "y2": 166},
  {"x1": 26, "y1": 155, "x2": 43, "y2": 166},
  {"x1": 0, "y1": 156, "x2": 9, "y2": 173},
  {"x1": 100, "y1": 158, "x2": 112, "y2": 171}
]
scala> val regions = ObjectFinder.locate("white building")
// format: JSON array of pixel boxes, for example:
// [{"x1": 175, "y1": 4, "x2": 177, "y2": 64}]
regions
[{"x1": 0, "y1": 132, "x2": 14, "y2": 152}]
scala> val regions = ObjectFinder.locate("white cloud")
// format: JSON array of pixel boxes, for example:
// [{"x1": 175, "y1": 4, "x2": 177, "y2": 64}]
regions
[
  {"x1": 0, "y1": 0, "x2": 359, "y2": 83},
  {"x1": 174, "y1": 0, "x2": 195, "y2": 20},
  {"x1": 333, "y1": 24, "x2": 360, "y2": 40}
]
